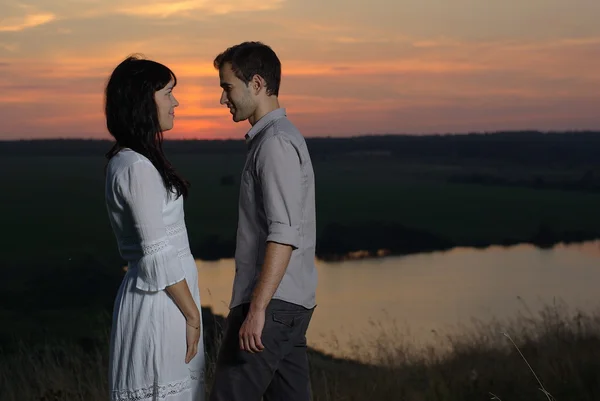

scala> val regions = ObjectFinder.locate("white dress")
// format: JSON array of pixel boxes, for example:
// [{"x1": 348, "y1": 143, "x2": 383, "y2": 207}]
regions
[{"x1": 105, "y1": 149, "x2": 205, "y2": 401}]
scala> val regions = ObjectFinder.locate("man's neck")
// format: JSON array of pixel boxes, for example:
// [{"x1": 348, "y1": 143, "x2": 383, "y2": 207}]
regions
[{"x1": 249, "y1": 98, "x2": 280, "y2": 126}]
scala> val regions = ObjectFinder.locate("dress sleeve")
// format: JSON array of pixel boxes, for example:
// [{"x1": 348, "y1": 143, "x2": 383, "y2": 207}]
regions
[{"x1": 115, "y1": 160, "x2": 186, "y2": 292}]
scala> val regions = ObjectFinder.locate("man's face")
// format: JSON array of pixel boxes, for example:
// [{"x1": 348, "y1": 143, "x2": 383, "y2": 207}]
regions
[{"x1": 219, "y1": 62, "x2": 256, "y2": 123}]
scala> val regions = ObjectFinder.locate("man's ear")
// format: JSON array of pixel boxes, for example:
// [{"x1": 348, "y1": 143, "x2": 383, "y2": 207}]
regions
[{"x1": 251, "y1": 74, "x2": 266, "y2": 95}]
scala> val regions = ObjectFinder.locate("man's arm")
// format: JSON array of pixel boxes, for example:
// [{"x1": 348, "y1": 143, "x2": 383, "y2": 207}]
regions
[
  {"x1": 239, "y1": 134, "x2": 302, "y2": 353},
  {"x1": 250, "y1": 241, "x2": 293, "y2": 312},
  {"x1": 239, "y1": 241, "x2": 292, "y2": 352}
]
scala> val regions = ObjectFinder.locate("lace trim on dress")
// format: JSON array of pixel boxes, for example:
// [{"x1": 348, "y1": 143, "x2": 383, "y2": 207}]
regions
[
  {"x1": 141, "y1": 240, "x2": 170, "y2": 255},
  {"x1": 166, "y1": 222, "x2": 186, "y2": 237},
  {"x1": 111, "y1": 377, "x2": 192, "y2": 401},
  {"x1": 177, "y1": 247, "x2": 192, "y2": 259},
  {"x1": 134, "y1": 241, "x2": 186, "y2": 291}
]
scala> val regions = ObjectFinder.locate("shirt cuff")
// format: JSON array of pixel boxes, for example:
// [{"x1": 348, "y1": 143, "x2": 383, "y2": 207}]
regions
[{"x1": 267, "y1": 222, "x2": 300, "y2": 249}]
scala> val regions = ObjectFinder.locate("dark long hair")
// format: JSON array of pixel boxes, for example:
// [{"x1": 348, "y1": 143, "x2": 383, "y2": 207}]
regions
[{"x1": 104, "y1": 55, "x2": 189, "y2": 198}]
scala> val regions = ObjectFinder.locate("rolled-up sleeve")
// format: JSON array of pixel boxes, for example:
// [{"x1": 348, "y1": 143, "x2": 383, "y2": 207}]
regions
[{"x1": 256, "y1": 135, "x2": 302, "y2": 249}]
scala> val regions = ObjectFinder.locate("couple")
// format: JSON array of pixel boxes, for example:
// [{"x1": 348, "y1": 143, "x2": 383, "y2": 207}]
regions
[{"x1": 104, "y1": 41, "x2": 318, "y2": 401}]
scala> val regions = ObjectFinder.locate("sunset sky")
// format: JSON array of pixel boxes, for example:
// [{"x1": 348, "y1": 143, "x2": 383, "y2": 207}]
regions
[{"x1": 1, "y1": 0, "x2": 599, "y2": 140}]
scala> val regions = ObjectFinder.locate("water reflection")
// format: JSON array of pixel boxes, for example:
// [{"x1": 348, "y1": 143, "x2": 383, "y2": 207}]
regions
[{"x1": 197, "y1": 241, "x2": 600, "y2": 358}]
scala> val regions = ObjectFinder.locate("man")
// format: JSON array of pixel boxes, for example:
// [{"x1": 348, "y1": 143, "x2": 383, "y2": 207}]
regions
[{"x1": 209, "y1": 41, "x2": 318, "y2": 401}]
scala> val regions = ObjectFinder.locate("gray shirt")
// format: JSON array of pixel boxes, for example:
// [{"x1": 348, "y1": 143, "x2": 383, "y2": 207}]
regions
[{"x1": 230, "y1": 108, "x2": 317, "y2": 310}]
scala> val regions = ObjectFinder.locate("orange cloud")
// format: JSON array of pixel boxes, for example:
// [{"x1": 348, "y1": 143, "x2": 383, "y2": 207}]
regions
[
  {"x1": 0, "y1": 13, "x2": 56, "y2": 32},
  {"x1": 0, "y1": 42, "x2": 19, "y2": 52},
  {"x1": 412, "y1": 38, "x2": 463, "y2": 48},
  {"x1": 116, "y1": 0, "x2": 284, "y2": 18},
  {"x1": 32, "y1": 112, "x2": 102, "y2": 127},
  {"x1": 0, "y1": 94, "x2": 38, "y2": 104},
  {"x1": 283, "y1": 60, "x2": 488, "y2": 76},
  {"x1": 168, "y1": 59, "x2": 488, "y2": 79}
]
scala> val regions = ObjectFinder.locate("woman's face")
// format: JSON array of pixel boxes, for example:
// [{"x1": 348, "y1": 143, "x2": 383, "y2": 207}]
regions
[{"x1": 155, "y1": 78, "x2": 179, "y2": 131}]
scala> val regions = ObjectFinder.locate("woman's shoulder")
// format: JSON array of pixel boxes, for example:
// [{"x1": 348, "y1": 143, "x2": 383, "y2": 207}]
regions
[
  {"x1": 106, "y1": 148, "x2": 156, "y2": 181},
  {"x1": 108, "y1": 148, "x2": 151, "y2": 169}
]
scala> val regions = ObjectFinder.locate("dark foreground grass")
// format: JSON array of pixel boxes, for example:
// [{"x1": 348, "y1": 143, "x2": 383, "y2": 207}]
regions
[{"x1": 2, "y1": 302, "x2": 600, "y2": 401}]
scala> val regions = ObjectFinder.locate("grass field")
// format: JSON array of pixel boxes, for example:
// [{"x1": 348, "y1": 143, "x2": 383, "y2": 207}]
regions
[
  {"x1": 2, "y1": 301, "x2": 600, "y2": 401},
  {"x1": 3, "y1": 152, "x2": 600, "y2": 265}
]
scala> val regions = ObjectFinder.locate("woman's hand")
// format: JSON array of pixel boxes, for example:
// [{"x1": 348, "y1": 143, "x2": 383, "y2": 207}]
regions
[
  {"x1": 165, "y1": 279, "x2": 202, "y2": 364},
  {"x1": 185, "y1": 317, "x2": 201, "y2": 364}
]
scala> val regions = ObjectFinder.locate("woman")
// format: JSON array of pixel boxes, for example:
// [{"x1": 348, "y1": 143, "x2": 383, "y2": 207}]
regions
[{"x1": 104, "y1": 55, "x2": 205, "y2": 401}]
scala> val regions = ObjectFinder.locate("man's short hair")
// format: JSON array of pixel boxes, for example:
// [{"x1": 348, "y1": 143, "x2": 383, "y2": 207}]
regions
[{"x1": 214, "y1": 41, "x2": 281, "y2": 96}]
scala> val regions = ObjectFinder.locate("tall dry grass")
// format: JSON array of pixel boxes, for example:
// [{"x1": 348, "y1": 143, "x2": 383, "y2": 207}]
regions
[{"x1": 2, "y1": 301, "x2": 600, "y2": 400}]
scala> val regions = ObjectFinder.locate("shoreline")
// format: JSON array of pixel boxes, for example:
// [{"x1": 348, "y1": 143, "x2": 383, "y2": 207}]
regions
[
  {"x1": 192, "y1": 237, "x2": 600, "y2": 263},
  {"x1": 316, "y1": 236, "x2": 600, "y2": 262},
  {"x1": 191, "y1": 223, "x2": 600, "y2": 262}
]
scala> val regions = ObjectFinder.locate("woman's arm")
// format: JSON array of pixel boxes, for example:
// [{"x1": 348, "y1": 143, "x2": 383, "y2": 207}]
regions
[{"x1": 115, "y1": 159, "x2": 201, "y2": 362}]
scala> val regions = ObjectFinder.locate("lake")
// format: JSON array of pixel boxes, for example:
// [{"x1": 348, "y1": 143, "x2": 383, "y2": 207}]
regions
[{"x1": 196, "y1": 240, "x2": 600, "y2": 358}]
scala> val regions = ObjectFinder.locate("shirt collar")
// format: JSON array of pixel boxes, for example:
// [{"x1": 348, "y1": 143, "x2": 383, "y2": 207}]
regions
[{"x1": 244, "y1": 108, "x2": 286, "y2": 144}]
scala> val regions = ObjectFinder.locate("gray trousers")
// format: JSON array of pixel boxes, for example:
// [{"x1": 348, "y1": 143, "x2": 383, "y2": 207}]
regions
[{"x1": 209, "y1": 299, "x2": 315, "y2": 401}]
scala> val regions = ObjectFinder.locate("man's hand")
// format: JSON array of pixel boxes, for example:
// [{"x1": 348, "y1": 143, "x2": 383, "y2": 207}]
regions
[
  {"x1": 239, "y1": 308, "x2": 266, "y2": 353},
  {"x1": 239, "y1": 241, "x2": 292, "y2": 353}
]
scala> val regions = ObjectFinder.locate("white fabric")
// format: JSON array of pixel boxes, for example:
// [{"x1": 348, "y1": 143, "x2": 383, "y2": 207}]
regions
[{"x1": 105, "y1": 149, "x2": 205, "y2": 401}]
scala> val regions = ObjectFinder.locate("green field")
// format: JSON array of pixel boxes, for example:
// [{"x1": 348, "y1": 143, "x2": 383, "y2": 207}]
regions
[{"x1": 3, "y1": 151, "x2": 600, "y2": 267}]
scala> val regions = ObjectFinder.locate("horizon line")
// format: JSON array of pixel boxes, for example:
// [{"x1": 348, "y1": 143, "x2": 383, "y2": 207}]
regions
[{"x1": 1, "y1": 129, "x2": 599, "y2": 142}]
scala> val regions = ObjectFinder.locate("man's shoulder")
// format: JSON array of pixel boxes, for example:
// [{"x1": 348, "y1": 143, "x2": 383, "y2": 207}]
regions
[
  {"x1": 273, "y1": 114, "x2": 301, "y2": 133},
  {"x1": 265, "y1": 116, "x2": 305, "y2": 147}
]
